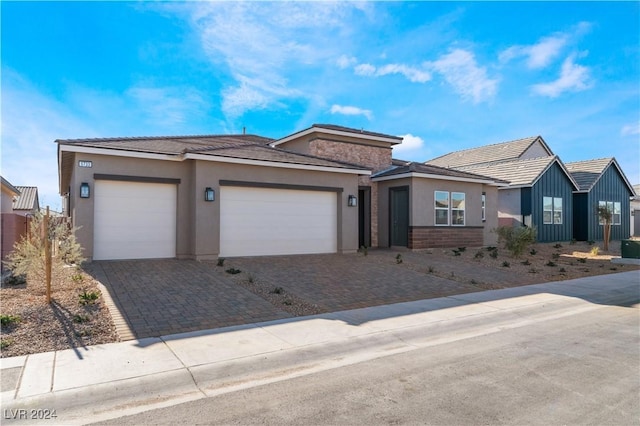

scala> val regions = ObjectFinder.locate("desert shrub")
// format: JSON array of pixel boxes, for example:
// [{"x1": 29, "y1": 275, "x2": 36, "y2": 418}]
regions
[
  {"x1": 495, "y1": 226, "x2": 537, "y2": 257},
  {"x1": 4, "y1": 212, "x2": 84, "y2": 284}
]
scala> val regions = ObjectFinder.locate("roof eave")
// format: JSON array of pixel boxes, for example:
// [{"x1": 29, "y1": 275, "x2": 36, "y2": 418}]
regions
[{"x1": 272, "y1": 125, "x2": 402, "y2": 147}]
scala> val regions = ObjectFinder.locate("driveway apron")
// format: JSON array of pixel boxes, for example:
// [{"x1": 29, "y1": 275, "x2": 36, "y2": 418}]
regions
[{"x1": 83, "y1": 260, "x2": 291, "y2": 339}]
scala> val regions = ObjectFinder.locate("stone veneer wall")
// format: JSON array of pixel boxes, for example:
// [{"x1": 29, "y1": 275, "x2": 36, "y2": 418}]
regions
[
  {"x1": 309, "y1": 138, "x2": 392, "y2": 248},
  {"x1": 409, "y1": 226, "x2": 484, "y2": 249}
]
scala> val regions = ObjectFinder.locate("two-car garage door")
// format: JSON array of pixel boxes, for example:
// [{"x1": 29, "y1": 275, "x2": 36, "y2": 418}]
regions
[
  {"x1": 93, "y1": 180, "x2": 177, "y2": 261},
  {"x1": 220, "y1": 186, "x2": 338, "y2": 257},
  {"x1": 93, "y1": 181, "x2": 338, "y2": 260}
]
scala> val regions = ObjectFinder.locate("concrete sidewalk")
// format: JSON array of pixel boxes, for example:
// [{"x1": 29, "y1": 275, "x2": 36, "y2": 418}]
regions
[{"x1": 2, "y1": 271, "x2": 638, "y2": 425}]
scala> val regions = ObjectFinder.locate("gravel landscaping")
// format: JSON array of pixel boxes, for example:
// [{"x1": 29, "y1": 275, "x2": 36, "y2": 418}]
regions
[{"x1": 1, "y1": 266, "x2": 118, "y2": 358}]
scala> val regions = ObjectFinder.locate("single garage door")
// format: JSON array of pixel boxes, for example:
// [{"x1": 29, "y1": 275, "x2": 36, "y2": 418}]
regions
[
  {"x1": 220, "y1": 186, "x2": 337, "y2": 257},
  {"x1": 94, "y1": 180, "x2": 177, "y2": 260}
]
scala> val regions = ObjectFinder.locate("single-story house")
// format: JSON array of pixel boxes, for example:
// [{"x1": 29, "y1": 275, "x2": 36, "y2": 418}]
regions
[
  {"x1": 565, "y1": 158, "x2": 636, "y2": 242},
  {"x1": 12, "y1": 186, "x2": 40, "y2": 216},
  {"x1": 1, "y1": 177, "x2": 32, "y2": 263},
  {"x1": 631, "y1": 184, "x2": 640, "y2": 237},
  {"x1": 57, "y1": 125, "x2": 506, "y2": 261},
  {"x1": 426, "y1": 137, "x2": 579, "y2": 242}
]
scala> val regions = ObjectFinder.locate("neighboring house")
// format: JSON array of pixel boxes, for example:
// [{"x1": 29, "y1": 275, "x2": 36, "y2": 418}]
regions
[
  {"x1": 565, "y1": 158, "x2": 635, "y2": 242},
  {"x1": 57, "y1": 124, "x2": 506, "y2": 261},
  {"x1": 426, "y1": 137, "x2": 579, "y2": 242},
  {"x1": 12, "y1": 186, "x2": 40, "y2": 216},
  {"x1": 1, "y1": 177, "x2": 30, "y2": 263},
  {"x1": 631, "y1": 184, "x2": 640, "y2": 237}
]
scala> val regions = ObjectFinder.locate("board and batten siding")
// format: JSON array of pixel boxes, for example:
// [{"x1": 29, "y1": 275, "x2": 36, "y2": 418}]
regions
[
  {"x1": 530, "y1": 162, "x2": 574, "y2": 242},
  {"x1": 581, "y1": 165, "x2": 631, "y2": 241}
]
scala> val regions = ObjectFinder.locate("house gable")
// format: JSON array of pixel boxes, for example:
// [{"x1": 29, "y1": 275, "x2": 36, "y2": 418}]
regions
[{"x1": 425, "y1": 135, "x2": 553, "y2": 169}]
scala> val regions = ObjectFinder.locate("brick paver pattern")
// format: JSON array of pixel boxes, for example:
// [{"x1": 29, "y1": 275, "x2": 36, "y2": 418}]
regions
[{"x1": 84, "y1": 260, "x2": 291, "y2": 339}]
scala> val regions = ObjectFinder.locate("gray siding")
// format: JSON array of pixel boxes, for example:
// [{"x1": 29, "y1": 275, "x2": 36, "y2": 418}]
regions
[
  {"x1": 531, "y1": 162, "x2": 574, "y2": 242},
  {"x1": 582, "y1": 165, "x2": 632, "y2": 241}
]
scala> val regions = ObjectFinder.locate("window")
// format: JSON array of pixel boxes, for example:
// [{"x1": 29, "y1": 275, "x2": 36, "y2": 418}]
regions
[
  {"x1": 599, "y1": 201, "x2": 622, "y2": 225},
  {"x1": 481, "y1": 192, "x2": 486, "y2": 221},
  {"x1": 543, "y1": 196, "x2": 563, "y2": 224},
  {"x1": 435, "y1": 191, "x2": 465, "y2": 226},
  {"x1": 451, "y1": 192, "x2": 466, "y2": 226},
  {"x1": 435, "y1": 191, "x2": 449, "y2": 225}
]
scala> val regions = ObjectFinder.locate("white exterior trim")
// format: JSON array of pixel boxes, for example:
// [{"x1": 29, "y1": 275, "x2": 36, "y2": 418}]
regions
[
  {"x1": 184, "y1": 153, "x2": 370, "y2": 175},
  {"x1": 372, "y1": 172, "x2": 505, "y2": 186},
  {"x1": 59, "y1": 144, "x2": 182, "y2": 162},
  {"x1": 271, "y1": 126, "x2": 401, "y2": 147}
]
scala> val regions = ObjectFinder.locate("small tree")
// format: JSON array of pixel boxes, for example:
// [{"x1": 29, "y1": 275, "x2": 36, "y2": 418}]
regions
[
  {"x1": 495, "y1": 225, "x2": 537, "y2": 257},
  {"x1": 597, "y1": 204, "x2": 612, "y2": 251},
  {"x1": 4, "y1": 211, "x2": 84, "y2": 288}
]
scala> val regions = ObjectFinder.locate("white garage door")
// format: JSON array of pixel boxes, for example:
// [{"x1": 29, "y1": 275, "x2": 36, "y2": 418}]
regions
[
  {"x1": 220, "y1": 186, "x2": 337, "y2": 257},
  {"x1": 94, "y1": 180, "x2": 177, "y2": 260}
]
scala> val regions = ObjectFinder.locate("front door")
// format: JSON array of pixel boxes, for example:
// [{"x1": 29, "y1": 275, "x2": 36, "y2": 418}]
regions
[
  {"x1": 358, "y1": 188, "x2": 371, "y2": 248},
  {"x1": 390, "y1": 187, "x2": 409, "y2": 247}
]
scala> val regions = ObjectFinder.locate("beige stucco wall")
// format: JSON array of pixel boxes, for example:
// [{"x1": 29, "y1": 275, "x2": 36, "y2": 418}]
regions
[
  {"x1": 497, "y1": 188, "x2": 523, "y2": 226},
  {"x1": 376, "y1": 177, "x2": 499, "y2": 247},
  {"x1": 67, "y1": 153, "x2": 359, "y2": 260}
]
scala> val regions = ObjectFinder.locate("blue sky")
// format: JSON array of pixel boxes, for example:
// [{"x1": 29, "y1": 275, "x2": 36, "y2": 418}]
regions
[{"x1": 2, "y1": 1, "x2": 639, "y2": 211}]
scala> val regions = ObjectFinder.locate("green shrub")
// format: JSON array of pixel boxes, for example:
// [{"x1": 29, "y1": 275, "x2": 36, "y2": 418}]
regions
[
  {"x1": 489, "y1": 250, "x2": 499, "y2": 259},
  {"x1": 0, "y1": 314, "x2": 21, "y2": 326},
  {"x1": 217, "y1": 258, "x2": 225, "y2": 267},
  {"x1": 225, "y1": 268, "x2": 241, "y2": 275},
  {"x1": 521, "y1": 259, "x2": 531, "y2": 266},
  {"x1": 501, "y1": 261, "x2": 510, "y2": 268},
  {"x1": 552, "y1": 252, "x2": 560, "y2": 260},
  {"x1": 270, "y1": 287, "x2": 284, "y2": 294},
  {"x1": 545, "y1": 261, "x2": 557, "y2": 267},
  {"x1": 79, "y1": 290, "x2": 100, "y2": 305},
  {"x1": 577, "y1": 257, "x2": 587, "y2": 263},
  {"x1": 529, "y1": 248, "x2": 537, "y2": 255},
  {"x1": 396, "y1": 254, "x2": 403, "y2": 264},
  {"x1": 495, "y1": 226, "x2": 537, "y2": 257},
  {"x1": 553, "y1": 243, "x2": 563, "y2": 249},
  {"x1": 474, "y1": 251, "x2": 484, "y2": 259}
]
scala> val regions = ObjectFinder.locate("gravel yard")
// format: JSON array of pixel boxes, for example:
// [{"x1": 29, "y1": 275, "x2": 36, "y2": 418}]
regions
[{"x1": 1, "y1": 266, "x2": 118, "y2": 358}]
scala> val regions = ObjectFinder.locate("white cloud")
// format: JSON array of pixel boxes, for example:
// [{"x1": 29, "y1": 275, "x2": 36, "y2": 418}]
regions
[
  {"x1": 126, "y1": 86, "x2": 207, "y2": 126},
  {"x1": 185, "y1": 2, "x2": 366, "y2": 119},
  {"x1": 336, "y1": 54, "x2": 357, "y2": 69},
  {"x1": 531, "y1": 53, "x2": 592, "y2": 98},
  {"x1": 428, "y1": 49, "x2": 498, "y2": 103},
  {"x1": 393, "y1": 134, "x2": 425, "y2": 154},
  {"x1": 621, "y1": 122, "x2": 640, "y2": 136},
  {"x1": 500, "y1": 35, "x2": 568, "y2": 69},
  {"x1": 354, "y1": 62, "x2": 431, "y2": 83},
  {"x1": 330, "y1": 104, "x2": 373, "y2": 120},
  {"x1": 499, "y1": 22, "x2": 592, "y2": 69}
]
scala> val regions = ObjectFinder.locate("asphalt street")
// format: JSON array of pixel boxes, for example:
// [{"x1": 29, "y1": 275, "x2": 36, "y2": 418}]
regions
[{"x1": 94, "y1": 298, "x2": 639, "y2": 425}]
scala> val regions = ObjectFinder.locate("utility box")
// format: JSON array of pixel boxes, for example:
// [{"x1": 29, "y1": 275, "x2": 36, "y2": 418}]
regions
[{"x1": 621, "y1": 239, "x2": 640, "y2": 259}]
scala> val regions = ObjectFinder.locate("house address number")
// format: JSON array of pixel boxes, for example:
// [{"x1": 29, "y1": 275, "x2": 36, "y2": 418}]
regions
[{"x1": 78, "y1": 161, "x2": 93, "y2": 168}]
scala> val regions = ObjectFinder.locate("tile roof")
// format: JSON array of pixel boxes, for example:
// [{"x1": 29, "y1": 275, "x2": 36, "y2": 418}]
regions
[
  {"x1": 57, "y1": 134, "x2": 369, "y2": 171},
  {"x1": 189, "y1": 144, "x2": 369, "y2": 170},
  {"x1": 13, "y1": 186, "x2": 39, "y2": 211},
  {"x1": 372, "y1": 162, "x2": 508, "y2": 184},
  {"x1": 56, "y1": 134, "x2": 273, "y2": 155},
  {"x1": 456, "y1": 156, "x2": 563, "y2": 187},
  {"x1": 426, "y1": 136, "x2": 548, "y2": 168},
  {"x1": 564, "y1": 158, "x2": 612, "y2": 191}
]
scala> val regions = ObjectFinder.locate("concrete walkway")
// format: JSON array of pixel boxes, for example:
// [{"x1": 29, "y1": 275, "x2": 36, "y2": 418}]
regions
[{"x1": 1, "y1": 271, "x2": 638, "y2": 425}]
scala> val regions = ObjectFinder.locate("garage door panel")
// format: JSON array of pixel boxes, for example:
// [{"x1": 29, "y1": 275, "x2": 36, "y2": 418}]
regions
[
  {"x1": 94, "y1": 181, "x2": 177, "y2": 260},
  {"x1": 220, "y1": 187, "x2": 337, "y2": 257}
]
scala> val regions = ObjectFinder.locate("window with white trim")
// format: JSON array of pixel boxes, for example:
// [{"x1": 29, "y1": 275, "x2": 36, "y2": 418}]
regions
[
  {"x1": 599, "y1": 201, "x2": 621, "y2": 225},
  {"x1": 435, "y1": 191, "x2": 465, "y2": 226},
  {"x1": 543, "y1": 196, "x2": 563, "y2": 224},
  {"x1": 451, "y1": 192, "x2": 466, "y2": 226},
  {"x1": 435, "y1": 191, "x2": 449, "y2": 225}
]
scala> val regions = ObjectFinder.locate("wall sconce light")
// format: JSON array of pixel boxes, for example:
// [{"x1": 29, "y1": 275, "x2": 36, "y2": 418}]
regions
[
  {"x1": 204, "y1": 187, "x2": 215, "y2": 202},
  {"x1": 80, "y1": 182, "x2": 90, "y2": 199},
  {"x1": 348, "y1": 194, "x2": 357, "y2": 207}
]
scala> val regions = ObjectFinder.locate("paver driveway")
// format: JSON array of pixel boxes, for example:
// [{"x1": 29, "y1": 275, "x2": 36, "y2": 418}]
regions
[
  {"x1": 85, "y1": 251, "x2": 489, "y2": 340},
  {"x1": 83, "y1": 260, "x2": 291, "y2": 339}
]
